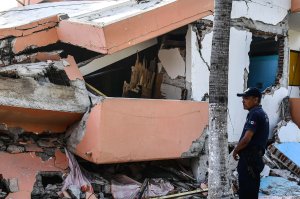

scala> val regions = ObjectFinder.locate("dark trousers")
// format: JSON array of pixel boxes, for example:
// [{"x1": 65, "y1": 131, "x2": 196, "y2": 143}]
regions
[{"x1": 237, "y1": 151, "x2": 264, "y2": 199}]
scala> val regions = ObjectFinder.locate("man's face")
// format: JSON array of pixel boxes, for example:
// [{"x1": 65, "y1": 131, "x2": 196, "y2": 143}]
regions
[{"x1": 242, "y1": 96, "x2": 259, "y2": 110}]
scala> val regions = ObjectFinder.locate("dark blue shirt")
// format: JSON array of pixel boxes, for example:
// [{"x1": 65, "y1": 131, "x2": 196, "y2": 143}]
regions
[{"x1": 239, "y1": 105, "x2": 269, "y2": 151}]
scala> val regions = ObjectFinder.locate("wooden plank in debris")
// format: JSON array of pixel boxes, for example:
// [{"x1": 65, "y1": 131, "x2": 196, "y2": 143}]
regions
[{"x1": 150, "y1": 188, "x2": 208, "y2": 199}]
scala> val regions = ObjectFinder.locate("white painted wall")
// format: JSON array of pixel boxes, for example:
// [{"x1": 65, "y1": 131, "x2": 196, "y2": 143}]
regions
[
  {"x1": 289, "y1": 30, "x2": 300, "y2": 51},
  {"x1": 186, "y1": 26, "x2": 210, "y2": 101},
  {"x1": 0, "y1": 0, "x2": 17, "y2": 12},
  {"x1": 228, "y1": 28, "x2": 252, "y2": 142},
  {"x1": 160, "y1": 84, "x2": 182, "y2": 100},
  {"x1": 158, "y1": 48, "x2": 185, "y2": 79},
  {"x1": 231, "y1": 0, "x2": 291, "y2": 25}
]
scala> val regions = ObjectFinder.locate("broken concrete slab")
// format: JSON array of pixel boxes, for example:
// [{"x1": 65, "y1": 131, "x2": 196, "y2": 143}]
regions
[
  {"x1": 158, "y1": 48, "x2": 185, "y2": 79},
  {"x1": 1, "y1": 0, "x2": 213, "y2": 54},
  {"x1": 268, "y1": 143, "x2": 300, "y2": 177},
  {"x1": 259, "y1": 176, "x2": 300, "y2": 197},
  {"x1": 0, "y1": 59, "x2": 89, "y2": 133},
  {"x1": 275, "y1": 121, "x2": 300, "y2": 142},
  {"x1": 72, "y1": 98, "x2": 208, "y2": 164}
]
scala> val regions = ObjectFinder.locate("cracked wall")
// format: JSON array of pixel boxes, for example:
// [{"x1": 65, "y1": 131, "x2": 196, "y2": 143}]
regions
[
  {"x1": 187, "y1": 0, "x2": 290, "y2": 142},
  {"x1": 231, "y1": 0, "x2": 290, "y2": 25}
]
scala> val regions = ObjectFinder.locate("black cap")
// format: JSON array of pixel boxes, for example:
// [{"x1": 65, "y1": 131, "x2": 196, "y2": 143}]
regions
[{"x1": 237, "y1": 87, "x2": 262, "y2": 98}]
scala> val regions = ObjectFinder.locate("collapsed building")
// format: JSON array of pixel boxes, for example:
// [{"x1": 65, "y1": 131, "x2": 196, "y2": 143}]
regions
[{"x1": 0, "y1": 0, "x2": 300, "y2": 198}]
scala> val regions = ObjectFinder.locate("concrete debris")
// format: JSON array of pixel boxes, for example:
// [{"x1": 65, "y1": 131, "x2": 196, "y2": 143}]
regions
[
  {"x1": 268, "y1": 143, "x2": 300, "y2": 177},
  {"x1": 279, "y1": 96, "x2": 292, "y2": 122},
  {"x1": 261, "y1": 165, "x2": 271, "y2": 178},
  {"x1": 270, "y1": 169, "x2": 299, "y2": 183},
  {"x1": 37, "y1": 139, "x2": 56, "y2": 148},
  {"x1": 274, "y1": 121, "x2": 300, "y2": 143},
  {"x1": 111, "y1": 175, "x2": 174, "y2": 199},
  {"x1": 5, "y1": 178, "x2": 19, "y2": 193},
  {"x1": 0, "y1": 131, "x2": 65, "y2": 160},
  {"x1": 66, "y1": 109, "x2": 90, "y2": 153},
  {"x1": 260, "y1": 177, "x2": 300, "y2": 197},
  {"x1": 32, "y1": 171, "x2": 64, "y2": 199},
  {"x1": 0, "y1": 61, "x2": 64, "y2": 79},
  {"x1": 6, "y1": 145, "x2": 25, "y2": 154}
]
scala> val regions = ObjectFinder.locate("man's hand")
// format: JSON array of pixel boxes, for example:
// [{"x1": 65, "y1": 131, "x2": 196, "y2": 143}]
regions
[
  {"x1": 233, "y1": 130, "x2": 254, "y2": 161},
  {"x1": 233, "y1": 149, "x2": 239, "y2": 161}
]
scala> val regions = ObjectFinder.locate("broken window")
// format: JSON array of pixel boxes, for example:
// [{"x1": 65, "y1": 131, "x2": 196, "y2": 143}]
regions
[
  {"x1": 289, "y1": 50, "x2": 300, "y2": 86},
  {"x1": 248, "y1": 36, "x2": 280, "y2": 91}
]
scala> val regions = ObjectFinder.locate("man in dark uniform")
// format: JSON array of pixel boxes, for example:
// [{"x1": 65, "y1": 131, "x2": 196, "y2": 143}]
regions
[{"x1": 233, "y1": 87, "x2": 269, "y2": 199}]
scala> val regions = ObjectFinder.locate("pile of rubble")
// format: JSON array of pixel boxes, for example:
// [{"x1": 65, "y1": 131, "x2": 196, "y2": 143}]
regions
[
  {"x1": 57, "y1": 154, "x2": 208, "y2": 199},
  {"x1": 0, "y1": 126, "x2": 64, "y2": 161}
]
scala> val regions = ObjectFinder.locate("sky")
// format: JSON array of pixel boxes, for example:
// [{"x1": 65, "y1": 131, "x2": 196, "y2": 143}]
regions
[{"x1": 0, "y1": 0, "x2": 18, "y2": 12}]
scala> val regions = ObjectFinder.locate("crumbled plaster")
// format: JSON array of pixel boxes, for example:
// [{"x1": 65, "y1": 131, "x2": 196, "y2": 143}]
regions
[
  {"x1": 158, "y1": 48, "x2": 185, "y2": 79},
  {"x1": 261, "y1": 87, "x2": 288, "y2": 138},
  {"x1": 185, "y1": 126, "x2": 209, "y2": 183},
  {"x1": 160, "y1": 84, "x2": 182, "y2": 100},
  {"x1": 231, "y1": 0, "x2": 290, "y2": 25},
  {"x1": 160, "y1": 72, "x2": 191, "y2": 100},
  {"x1": 66, "y1": 110, "x2": 90, "y2": 153},
  {"x1": 276, "y1": 121, "x2": 300, "y2": 142},
  {"x1": 0, "y1": 61, "x2": 64, "y2": 79},
  {"x1": 186, "y1": 25, "x2": 210, "y2": 101},
  {"x1": 275, "y1": 37, "x2": 290, "y2": 88},
  {"x1": 0, "y1": 77, "x2": 89, "y2": 113},
  {"x1": 231, "y1": 17, "x2": 288, "y2": 36}
]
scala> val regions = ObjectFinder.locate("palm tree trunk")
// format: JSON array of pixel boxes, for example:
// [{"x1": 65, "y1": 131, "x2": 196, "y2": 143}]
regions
[{"x1": 208, "y1": 0, "x2": 233, "y2": 198}]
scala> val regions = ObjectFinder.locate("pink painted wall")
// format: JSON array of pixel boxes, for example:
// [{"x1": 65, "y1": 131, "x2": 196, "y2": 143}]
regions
[
  {"x1": 104, "y1": 0, "x2": 213, "y2": 54},
  {"x1": 64, "y1": 55, "x2": 84, "y2": 80},
  {"x1": 57, "y1": 0, "x2": 213, "y2": 54},
  {"x1": 0, "y1": 105, "x2": 82, "y2": 133},
  {"x1": 75, "y1": 98, "x2": 209, "y2": 164},
  {"x1": 0, "y1": 150, "x2": 67, "y2": 199}
]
